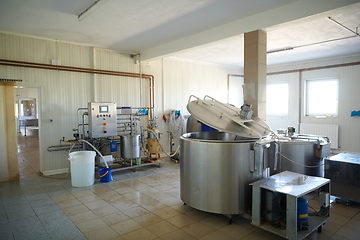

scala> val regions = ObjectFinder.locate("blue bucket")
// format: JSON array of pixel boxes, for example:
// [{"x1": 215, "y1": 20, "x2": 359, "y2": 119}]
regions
[{"x1": 98, "y1": 168, "x2": 112, "y2": 183}]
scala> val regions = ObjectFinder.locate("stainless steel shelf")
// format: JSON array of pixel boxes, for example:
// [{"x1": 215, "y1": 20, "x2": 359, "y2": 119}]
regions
[{"x1": 250, "y1": 171, "x2": 330, "y2": 240}]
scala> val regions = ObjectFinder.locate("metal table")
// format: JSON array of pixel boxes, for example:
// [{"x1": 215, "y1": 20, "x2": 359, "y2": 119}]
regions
[{"x1": 250, "y1": 171, "x2": 330, "y2": 240}]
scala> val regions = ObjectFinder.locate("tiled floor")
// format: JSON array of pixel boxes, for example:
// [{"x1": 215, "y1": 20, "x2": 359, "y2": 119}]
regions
[{"x1": 1, "y1": 134, "x2": 360, "y2": 239}]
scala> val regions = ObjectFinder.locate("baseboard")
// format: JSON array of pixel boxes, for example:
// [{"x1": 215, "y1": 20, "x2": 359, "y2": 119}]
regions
[{"x1": 42, "y1": 168, "x2": 69, "y2": 176}]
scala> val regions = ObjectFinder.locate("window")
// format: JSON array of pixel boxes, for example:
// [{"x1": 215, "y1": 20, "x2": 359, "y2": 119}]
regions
[
  {"x1": 266, "y1": 82, "x2": 288, "y2": 116},
  {"x1": 305, "y1": 78, "x2": 338, "y2": 117}
]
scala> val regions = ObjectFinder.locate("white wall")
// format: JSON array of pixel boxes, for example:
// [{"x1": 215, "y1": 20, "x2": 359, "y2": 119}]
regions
[
  {"x1": 266, "y1": 55, "x2": 360, "y2": 153},
  {"x1": 0, "y1": 32, "x2": 242, "y2": 176}
]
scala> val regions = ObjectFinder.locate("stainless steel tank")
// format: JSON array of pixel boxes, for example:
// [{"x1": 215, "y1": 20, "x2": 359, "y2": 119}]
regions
[
  {"x1": 120, "y1": 134, "x2": 141, "y2": 159},
  {"x1": 180, "y1": 132, "x2": 267, "y2": 215},
  {"x1": 271, "y1": 135, "x2": 331, "y2": 177}
]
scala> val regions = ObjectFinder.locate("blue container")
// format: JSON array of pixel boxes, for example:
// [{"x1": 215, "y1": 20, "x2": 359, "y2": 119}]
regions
[
  {"x1": 297, "y1": 197, "x2": 309, "y2": 228},
  {"x1": 98, "y1": 168, "x2": 112, "y2": 183},
  {"x1": 200, "y1": 123, "x2": 217, "y2": 132},
  {"x1": 110, "y1": 142, "x2": 118, "y2": 152}
]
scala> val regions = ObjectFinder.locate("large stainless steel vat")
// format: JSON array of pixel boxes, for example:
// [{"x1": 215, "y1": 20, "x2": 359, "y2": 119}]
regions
[
  {"x1": 120, "y1": 134, "x2": 141, "y2": 159},
  {"x1": 180, "y1": 132, "x2": 267, "y2": 215},
  {"x1": 271, "y1": 135, "x2": 331, "y2": 177},
  {"x1": 325, "y1": 153, "x2": 360, "y2": 202}
]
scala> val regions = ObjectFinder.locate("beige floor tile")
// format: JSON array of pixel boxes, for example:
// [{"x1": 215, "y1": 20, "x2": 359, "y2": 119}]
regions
[
  {"x1": 328, "y1": 234, "x2": 348, "y2": 240},
  {"x1": 322, "y1": 220, "x2": 344, "y2": 234},
  {"x1": 335, "y1": 226, "x2": 360, "y2": 240},
  {"x1": 184, "y1": 209, "x2": 212, "y2": 221},
  {"x1": 145, "y1": 220, "x2": 178, "y2": 237},
  {"x1": 152, "y1": 206, "x2": 181, "y2": 219},
  {"x1": 111, "y1": 219, "x2": 142, "y2": 235},
  {"x1": 57, "y1": 198, "x2": 82, "y2": 209},
  {"x1": 166, "y1": 213, "x2": 197, "y2": 228},
  {"x1": 90, "y1": 185, "x2": 113, "y2": 194},
  {"x1": 115, "y1": 186, "x2": 137, "y2": 195},
  {"x1": 219, "y1": 223, "x2": 253, "y2": 239},
  {"x1": 92, "y1": 205, "x2": 119, "y2": 218},
  {"x1": 181, "y1": 221, "x2": 215, "y2": 238},
  {"x1": 132, "y1": 212, "x2": 163, "y2": 227},
  {"x1": 305, "y1": 230, "x2": 332, "y2": 240},
  {"x1": 84, "y1": 226, "x2": 119, "y2": 240},
  {"x1": 170, "y1": 203, "x2": 193, "y2": 213},
  {"x1": 122, "y1": 228, "x2": 157, "y2": 240},
  {"x1": 148, "y1": 192, "x2": 173, "y2": 201},
  {"x1": 122, "y1": 191, "x2": 145, "y2": 200},
  {"x1": 345, "y1": 218, "x2": 360, "y2": 231},
  {"x1": 108, "y1": 182, "x2": 127, "y2": 189},
  {"x1": 199, "y1": 230, "x2": 236, "y2": 240},
  {"x1": 159, "y1": 229, "x2": 197, "y2": 240},
  {"x1": 52, "y1": 193, "x2": 76, "y2": 203},
  {"x1": 121, "y1": 206, "x2": 150, "y2": 218},
  {"x1": 101, "y1": 211, "x2": 130, "y2": 226},
  {"x1": 328, "y1": 213, "x2": 350, "y2": 226},
  {"x1": 85, "y1": 199, "x2": 111, "y2": 210},
  {"x1": 240, "y1": 230, "x2": 279, "y2": 240},
  {"x1": 105, "y1": 195, "x2": 130, "y2": 204},
  {"x1": 131, "y1": 183, "x2": 151, "y2": 191},
  {"x1": 77, "y1": 218, "x2": 108, "y2": 233},
  {"x1": 62, "y1": 204, "x2": 90, "y2": 216},
  {"x1": 331, "y1": 204, "x2": 359, "y2": 218},
  {"x1": 69, "y1": 210, "x2": 98, "y2": 225},
  {"x1": 78, "y1": 194, "x2": 103, "y2": 204},
  {"x1": 109, "y1": 236, "x2": 125, "y2": 240},
  {"x1": 159, "y1": 196, "x2": 182, "y2": 207},
  {"x1": 112, "y1": 200, "x2": 139, "y2": 211},
  {"x1": 138, "y1": 187, "x2": 161, "y2": 196},
  {"x1": 199, "y1": 215, "x2": 229, "y2": 230},
  {"x1": 72, "y1": 189, "x2": 94, "y2": 198},
  {"x1": 101, "y1": 191, "x2": 123, "y2": 201}
]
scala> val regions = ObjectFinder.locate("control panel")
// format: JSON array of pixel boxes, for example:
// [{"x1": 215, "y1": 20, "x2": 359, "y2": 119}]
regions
[{"x1": 88, "y1": 102, "x2": 117, "y2": 138}]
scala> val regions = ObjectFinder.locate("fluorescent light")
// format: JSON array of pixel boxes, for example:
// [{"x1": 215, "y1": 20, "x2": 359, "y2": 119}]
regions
[{"x1": 78, "y1": 0, "x2": 108, "y2": 21}]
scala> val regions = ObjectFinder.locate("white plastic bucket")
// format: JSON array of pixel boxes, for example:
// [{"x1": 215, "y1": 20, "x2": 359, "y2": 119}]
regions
[{"x1": 68, "y1": 151, "x2": 96, "y2": 187}]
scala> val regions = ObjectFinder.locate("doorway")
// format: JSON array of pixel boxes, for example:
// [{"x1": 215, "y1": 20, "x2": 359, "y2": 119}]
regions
[{"x1": 16, "y1": 87, "x2": 41, "y2": 177}]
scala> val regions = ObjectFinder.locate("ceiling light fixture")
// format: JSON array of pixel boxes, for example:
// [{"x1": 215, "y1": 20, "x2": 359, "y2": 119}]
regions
[{"x1": 78, "y1": 0, "x2": 108, "y2": 21}]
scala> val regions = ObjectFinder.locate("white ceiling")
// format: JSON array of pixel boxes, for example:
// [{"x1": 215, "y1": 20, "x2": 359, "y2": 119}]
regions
[{"x1": 1, "y1": 0, "x2": 360, "y2": 68}]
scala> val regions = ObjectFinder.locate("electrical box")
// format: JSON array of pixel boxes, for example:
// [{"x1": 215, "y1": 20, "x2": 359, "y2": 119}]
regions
[
  {"x1": 319, "y1": 192, "x2": 330, "y2": 207},
  {"x1": 88, "y1": 102, "x2": 117, "y2": 138}
]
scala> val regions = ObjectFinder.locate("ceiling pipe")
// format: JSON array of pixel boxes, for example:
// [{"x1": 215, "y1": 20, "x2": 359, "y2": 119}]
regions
[
  {"x1": 328, "y1": 16, "x2": 360, "y2": 37},
  {"x1": 78, "y1": 0, "x2": 108, "y2": 21},
  {"x1": 0, "y1": 59, "x2": 155, "y2": 112}
]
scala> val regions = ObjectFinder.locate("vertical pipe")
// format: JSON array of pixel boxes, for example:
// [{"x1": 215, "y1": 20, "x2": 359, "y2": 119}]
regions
[{"x1": 298, "y1": 71, "x2": 302, "y2": 133}]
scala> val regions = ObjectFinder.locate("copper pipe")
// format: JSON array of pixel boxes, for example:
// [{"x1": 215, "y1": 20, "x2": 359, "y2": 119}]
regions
[{"x1": 0, "y1": 58, "x2": 155, "y2": 110}]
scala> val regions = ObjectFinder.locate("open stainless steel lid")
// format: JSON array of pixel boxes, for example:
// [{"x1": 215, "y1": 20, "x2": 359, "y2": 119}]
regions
[{"x1": 187, "y1": 95, "x2": 271, "y2": 138}]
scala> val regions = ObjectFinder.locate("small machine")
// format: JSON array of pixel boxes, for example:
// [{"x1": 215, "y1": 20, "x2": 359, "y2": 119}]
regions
[{"x1": 48, "y1": 103, "x2": 165, "y2": 172}]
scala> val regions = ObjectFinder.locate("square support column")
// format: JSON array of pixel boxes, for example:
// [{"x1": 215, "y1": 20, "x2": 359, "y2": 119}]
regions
[{"x1": 244, "y1": 30, "x2": 267, "y2": 120}]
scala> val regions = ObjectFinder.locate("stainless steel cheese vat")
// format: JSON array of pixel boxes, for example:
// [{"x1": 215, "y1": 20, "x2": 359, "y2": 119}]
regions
[
  {"x1": 180, "y1": 132, "x2": 267, "y2": 215},
  {"x1": 271, "y1": 135, "x2": 331, "y2": 177}
]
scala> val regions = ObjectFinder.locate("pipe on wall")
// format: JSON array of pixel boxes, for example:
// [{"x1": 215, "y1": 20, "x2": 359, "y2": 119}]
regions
[{"x1": 0, "y1": 59, "x2": 155, "y2": 111}]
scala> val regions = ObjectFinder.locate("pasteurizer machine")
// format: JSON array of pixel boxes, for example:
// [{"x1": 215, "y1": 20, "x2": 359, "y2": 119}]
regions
[{"x1": 180, "y1": 95, "x2": 331, "y2": 237}]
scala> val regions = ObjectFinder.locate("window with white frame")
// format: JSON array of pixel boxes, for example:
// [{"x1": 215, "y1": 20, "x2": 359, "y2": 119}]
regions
[
  {"x1": 305, "y1": 78, "x2": 338, "y2": 117},
  {"x1": 266, "y1": 82, "x2": 288, "y2": 116}
]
